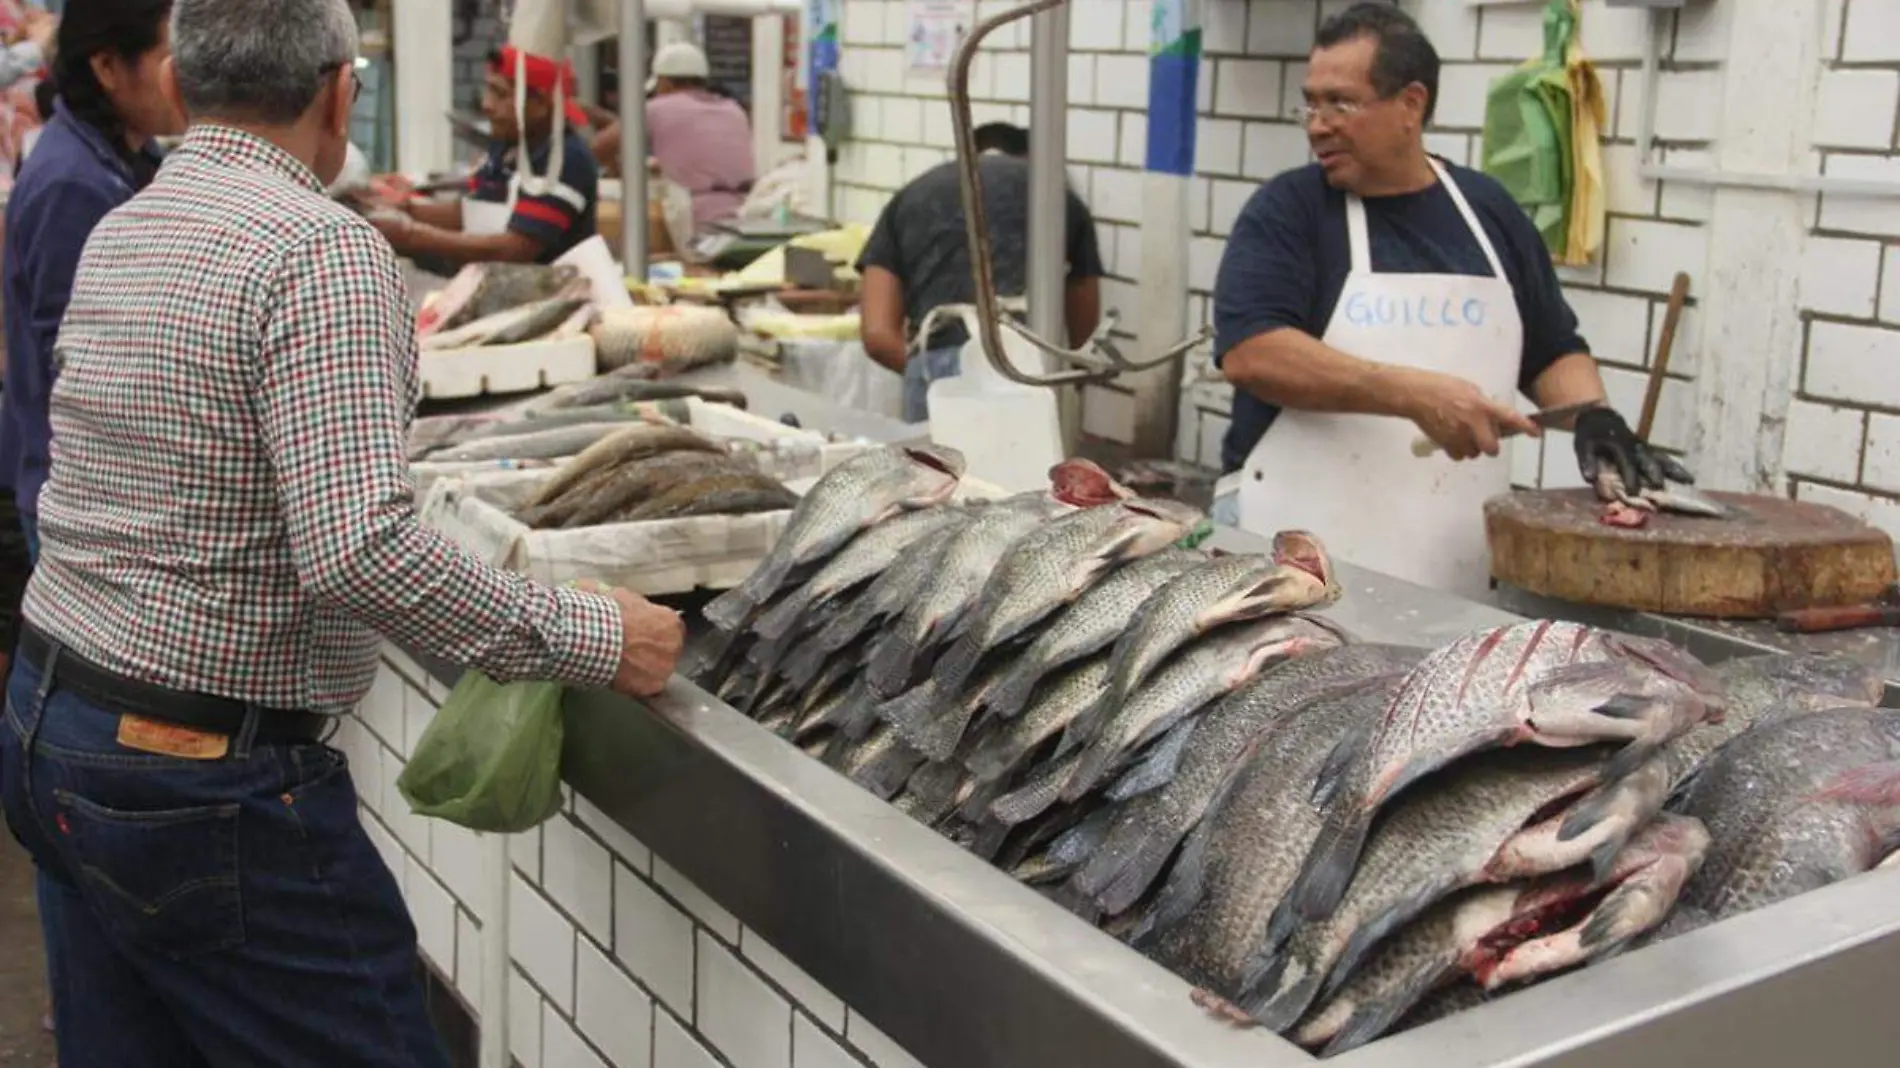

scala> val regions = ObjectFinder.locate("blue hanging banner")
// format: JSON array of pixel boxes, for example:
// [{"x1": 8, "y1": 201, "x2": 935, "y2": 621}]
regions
[
  {"x1": 808, "y1": 0, "x2": 840, "y2": 133},
  {"x1": 1144, "y1": 0, "x2": 1201, "y2": 177}
]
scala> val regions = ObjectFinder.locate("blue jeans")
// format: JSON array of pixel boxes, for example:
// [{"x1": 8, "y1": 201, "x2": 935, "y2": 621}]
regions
[
  {"x1": 20, "y1": 510, "x2": 36, "y2": 567},
  {"x1": 902, "y1": 345, "x2": 963, "y2": 423},
  {"x1": 0, "y1": 649, "x2": 451, "y2": 1068}
]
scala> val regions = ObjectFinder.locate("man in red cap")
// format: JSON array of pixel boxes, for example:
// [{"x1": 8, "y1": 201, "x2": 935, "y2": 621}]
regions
[{"x1": 372, "y1": 45, "x2": 600, "y2": 268}]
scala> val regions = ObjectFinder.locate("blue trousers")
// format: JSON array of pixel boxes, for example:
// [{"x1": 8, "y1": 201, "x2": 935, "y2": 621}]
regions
[
  {"x1": 0, "y1": 647, "x2": 452, "y2": 1068},
  {"x1": 902, "y1": 345, "x2": 963, "y2": 423}
]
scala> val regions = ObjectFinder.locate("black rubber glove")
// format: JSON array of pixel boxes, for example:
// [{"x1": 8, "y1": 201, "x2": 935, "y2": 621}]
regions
[{"x1": 1573, "y1": 406, "x2": 1695, "y2": 491}]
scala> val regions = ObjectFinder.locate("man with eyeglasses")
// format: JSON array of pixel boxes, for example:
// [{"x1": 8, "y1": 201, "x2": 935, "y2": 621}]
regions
[
  {"x1": 1208, "y1": 3, "x2": 1684, "y2": 598},
  {"x1": 371, "y1": 45, "x2": 600, "y2": 269}
]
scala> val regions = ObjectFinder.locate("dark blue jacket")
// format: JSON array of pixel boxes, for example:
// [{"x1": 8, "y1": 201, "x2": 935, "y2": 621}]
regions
[{"x1": 0, "y1": 100, "x2": 159, "y2": 515}]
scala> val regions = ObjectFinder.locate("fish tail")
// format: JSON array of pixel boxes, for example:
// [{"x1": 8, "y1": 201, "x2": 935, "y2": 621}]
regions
[
  {"x1": 1318, "y1": 961, "x2": 1452, "y2": 1057},
  {"x1": 879, "y1": 682, "x2": 941, "y2": 747},
  {"x1": 751, "y1": 590, "x2": 813, "y2": 642},
  {"x1": 1326, "y1": 888, "x2": 1443, "y2": 1000},
  {"x1": 1241, "y1": 955, "x2": 1320, "y2": 1033},
  {"x1": 1094, "y1": 823, "x2": 1180, "y2": 917},
  {"x1": 1059, "y1": 740, "x2": 1116, "y2": 804},
  {"x1": 989, "y1": 753, "x2": 1079, "y2": 826},
  {"x1": 931, "y1": 633, "x2": 984, "y2": 702},
  {"x1": 1276, "y1": 807, "x2": 1373, "y2": 941},
  {"x1": 702, "y1": 584, "x2": 761, "y2": 633},
  {"x1": 983, "y1": 663, "x2": 1039, "y2": 723},
  {"x1": 778, "y1": 642, "x2": 834, "y2": 693},
  {"x1": 866, "y1": 628, "x2": 927, "y2": 699},
  {"x1": 849, "y1": 741, "x2": 925, "y2": 800},
  {"x1": 835, "y1": 682, "x2": 886, "y2": 740},
  {"x1": 1061, "y1": 690, "x2": 1120, "y2": 757},
  {"x1": 1558, "y1": 782, "x2": 1622, "y2": 844}
]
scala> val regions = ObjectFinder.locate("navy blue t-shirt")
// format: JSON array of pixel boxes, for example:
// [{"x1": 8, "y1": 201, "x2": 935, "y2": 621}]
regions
[
  {"x1": 1211, "y1": 159, "x2": 1587, "y2": 473},
  {"x1": 469, "y1": 129, "x2": 600, "y2": 264}
]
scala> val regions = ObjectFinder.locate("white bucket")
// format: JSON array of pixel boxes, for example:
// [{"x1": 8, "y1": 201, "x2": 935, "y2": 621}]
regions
[{"x1": 925, "y1": 307, "x2": 1065, "y2": 495}]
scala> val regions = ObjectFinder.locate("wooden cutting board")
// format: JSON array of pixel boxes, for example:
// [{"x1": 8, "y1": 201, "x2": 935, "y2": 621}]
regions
[{"x1": 1485, "y1": 489, "x2": 1897, "y2": 619}]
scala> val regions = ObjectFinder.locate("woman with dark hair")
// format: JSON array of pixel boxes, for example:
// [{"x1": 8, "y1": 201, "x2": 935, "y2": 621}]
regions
[{"x1": 0, "y1": 0, "x2": 180, "y2": 562}]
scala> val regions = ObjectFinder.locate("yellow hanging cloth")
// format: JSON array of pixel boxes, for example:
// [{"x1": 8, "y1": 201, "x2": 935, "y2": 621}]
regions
[{"x1": 1564, "y1": 0, "x2": 1609, "y2": 266}]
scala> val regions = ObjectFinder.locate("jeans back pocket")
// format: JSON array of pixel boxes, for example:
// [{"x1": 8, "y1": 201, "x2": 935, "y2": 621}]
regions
[{"x1": 54, "y1": 789, "x2": 244, "y2": 959}]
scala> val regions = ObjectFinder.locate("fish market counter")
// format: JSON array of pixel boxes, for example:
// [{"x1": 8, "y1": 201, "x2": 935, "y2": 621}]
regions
[{"x1": 345, "y1": 540, "x2": 1900, "y2": 1068}]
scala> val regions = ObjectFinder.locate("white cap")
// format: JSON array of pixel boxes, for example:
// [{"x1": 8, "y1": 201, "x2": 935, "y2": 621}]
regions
[{"x1": 646, "y1": 42, "x2": 710, "y2": 93}]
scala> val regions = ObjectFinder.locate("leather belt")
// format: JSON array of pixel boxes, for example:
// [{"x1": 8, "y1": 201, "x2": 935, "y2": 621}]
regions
[{"x1": 19, "y1": 624, "x2": 327, "y2": 745}]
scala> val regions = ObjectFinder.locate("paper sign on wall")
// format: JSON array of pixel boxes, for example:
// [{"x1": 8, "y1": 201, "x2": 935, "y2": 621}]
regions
[{"x1": 906, "y1": 0, "x2": 977, "y2": 73}]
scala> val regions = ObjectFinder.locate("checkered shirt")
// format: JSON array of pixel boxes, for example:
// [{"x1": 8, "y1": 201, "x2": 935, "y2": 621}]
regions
[{"x1": 22, "y1": 125, "x2": 623, "y2": 714}]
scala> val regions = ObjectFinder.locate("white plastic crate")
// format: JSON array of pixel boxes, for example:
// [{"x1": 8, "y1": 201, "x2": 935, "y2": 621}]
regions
[{"x1": 417, "y1": 335, "x2": 597, "y2": 399}]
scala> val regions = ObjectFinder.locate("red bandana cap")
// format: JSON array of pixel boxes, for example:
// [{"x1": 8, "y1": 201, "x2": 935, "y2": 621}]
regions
[{"x1": 493, "y1": 46, "x2": 590, "y2": 127}]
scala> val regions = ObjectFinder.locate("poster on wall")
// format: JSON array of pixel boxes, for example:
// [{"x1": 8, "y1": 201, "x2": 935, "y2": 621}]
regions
[
  {"x1": 905, "y1": 0, "x2": 976, "y2": 73},
  {"x1": 780, "y1": 12, "x2": 806, "y2": 141}
]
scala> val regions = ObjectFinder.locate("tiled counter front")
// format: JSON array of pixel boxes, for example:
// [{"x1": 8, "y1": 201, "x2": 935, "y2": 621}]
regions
[{"x1": 341, "y1": 645, "x2": 929, "y2": 1068}]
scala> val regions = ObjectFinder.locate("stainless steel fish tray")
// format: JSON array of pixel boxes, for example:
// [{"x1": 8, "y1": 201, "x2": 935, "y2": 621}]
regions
[{"x1": 532, "y1": 548, "x2": 1900, "y2": 1068}]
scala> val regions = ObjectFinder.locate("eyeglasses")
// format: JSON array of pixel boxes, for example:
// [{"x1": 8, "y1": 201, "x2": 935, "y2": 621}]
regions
[
  {"x1": 1291, "y1": 85, "x2": 1414, "y2": 125},
  {"x1": 324, "y1": 60, "x2": 364, "y2": 105}
]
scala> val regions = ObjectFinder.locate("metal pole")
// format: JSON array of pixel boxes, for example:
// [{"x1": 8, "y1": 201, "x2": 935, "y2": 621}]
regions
[
  {"x1": 620, "y1": 0, "x2": 650, "y2": 269},
  {"x1": 1027, "y1": 5, "x2": 1076, "y2": 450}
]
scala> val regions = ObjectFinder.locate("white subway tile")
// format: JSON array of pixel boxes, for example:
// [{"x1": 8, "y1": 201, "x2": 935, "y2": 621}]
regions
[
  {"x1": 792, "y1": 1013, "x2": 858, "y2": 1068},
  {"x1": 427, "y1": 821, "x2": 491, "y2": 919},
  {"x1": 1198, "y1": 410, "x2": 1233, "y2": 470},
  {"x1": 962, "y1": 54, "x2": 994, "y2": 102},
  {"x1": 511, "y1": 969, "x2": 544, "y2": 1068},
  {"x1": 1119, "y1": 112, "x2": 1148, "y2": 168},
  {"x1": 360, "y1": 811, "x2": 405, "y2": 882},
  {"x1": 970, "y1": 101, "x2": 1016, "y2": 129},
  {"x1": 334, "y1": 717, "x2": 383, "y2": 815},
  {"x1": 1188, "y1": 175, "x2": 1212, "y2": 232},
  {"x1": 613, "y1": 863, "x2": 696, "y2": 1017},
  {"x1": 1575, "y1": 0, "x2": 1650, "y2": 62},
  {"x1": 1122, "y1": 0, "x2": 1150, "y2": 51},
  {"x1": 510, "y1": 875, "x2": 576, "y2": 1012},
  {"x1": 651, "y1": 858, "x2": 741, "y2": 943},
  {"x1": 1068, "y1": 53, "x2": 1096, "y2": 106},
  {"x1": 1208, "y1": 179, "x2": 1255, "y2": 238},
  {"x1": 1566, "y1": 288, "x2": 1653, "y2": 368},
  {"x1": 358, "y1": 665, "x2": 406, "y2": 752},
  {"x1": 1090, "y1": 166, "x2": 1144, "y2": 224},
  {"x1": 992, "y1": 52, "x2": 1031, "y2": 102},
  {"x1": 1807, "y1": 321, "x2": 1900, "y2": 409},
  {"x1": 1188, "y1": 235, "x2": 1225, "y2": 293},
  {"x1": 1844, "y1": 0, "x2": 1900, "y2": 61},
  {"x1": 1095, "y1": 54, "x2": 1152, "y2": 110},
  {"x1": 1604, "y1": 218, "x2": 1708, "y2": 296},
  {"x1": 879, "y1": 96, "x2": 922, "y2": 142},
  {"x1": 1101, "y1": 277, "x2": 1142, "y2": 321},
  {"x1": 1215, "y1": 59, "x2": 1284, "y2": 119},
  {"x1": 1820, "y1": 155, "x2": 1900, "y2": 238},
  {"x1": 1599, "y1": 141, "x2": 1655, "y2": 219},
  {"x1": 1511, "y1": 434, "x2": 1544, "y2": 490},
  {"x1": 1114, "y1": 224, "x2": 1143, "y2": 278},
  {"x1": 844, "y1": 1011, "x2": 927, "y2": 1068},
  {"x1": 1795, "y1": 481, "x2": 1900, "y2": 545},
  {"x1": 577, "y1": 938, "x2": 654, "y2": 1068},
  {"x1": 1815, "y1": 69, "x2": 1900, "y2": 150},
  {"x1": 1423, "y1": 132, "x2": 1470, "y2": 169},
  {"x1": 1068, "y1": 107, "x2": 1122, "y2": 163},
  {"x1": 1404, "y1": 1, "x2": 1478, "y2": 61},
  {"x1": 740, "y1": 929, "x2": 846, "y2": 1031},
  {"x1": 1800, "y1": 236, "x2": 1883, "y2": 319},
  {"x1": 1249, "y1": 0, "x2": 1318, "y2": 56},
  {"x1": 904, "y1": 147, "x2": 949, "y2": 181},
  {"x1": 380, "y1": 644, "x2": 428, "y2": 690},
  {"x1": 1198, "y1": 57, "x2": 1214, "y2": 114},
  {"x1": 697, "y1": 933, "x2": 792, "y2": 1068},
  {"x1": 542, "y1": 816, "x2": 613, "y2": 944},
  {"x1": 1434, "y1": 64, "x2": 1513, "y2": 130},
  {"x1": 881, "y1": 0, "x2": 910, "y2": 47},
  {"x1": 843, "y1": 0, "x2": 881, "y2": 45},
  {"x1": 1782, "y1": 400, "x2": 1866, "y2": 485},
  {"x1": 654, "y1": 1010, "x2": 722, "y2": 1068},
  {"x1": 399, "y1": 685, "x2": 435, "y2": 761},
  {"x1": 1671, "y1": 0, "x2": 1732, "y2": 63},
  {"x1": 456, "y1": 909, "x2": 483, "y2": 1009},
  {"x1": 1477, "y1": 2, "x2": 1546, "y2": 61},
  {"x1": 1619, "y1": 69, "x2": 1722, "y2": 142},
  {"x1": 863, "y1": 49, "x2": 905, "y2": 93},
  {"x1": 403, "y1": 854, "x2": 458, "y2": 977},
  {"x1": 1538, "y1": 429, "x2": 1591, "y2": 490},
  {"x1": 1082, "y1": 385, "x2": 1137, "y2": 444},
  {"x1": 376, "y1": 754, "x2": 431, "y2": 861},
  {"x1": 572, "y1": 796, "x2": 651, "y2": 876},
  {"x1": 1655, "y1": 146, "x2": 1713, "y2": 223},
  {"x1": 1883, "y1": 247, "x2": 1900, "y2": 324},
  {"x1": 1204, "y1": 0, "x2": 1248, "y2": 53},
  {"x1": 1070, "y1": 0, "x2": 1125, "y2": 50},
  {"x1": 1198, "y1": 118, "x2": 1243, "y2": 175},
  {"x1": 1242, "y1": 121, "x2": 1309, "y2": 179},
  {"x1": 864, "y1": 143, "x2": 905, "y2": 189},
  {"x1": 510, "y1": 825, "x2": 541, "y2": 882},
  {"x1": 543, "y1": 1002, "x2": 611, "y2": 1068},
  {"x1": 1861, "y1": 414, "x2": 1900, "y2": 494}
]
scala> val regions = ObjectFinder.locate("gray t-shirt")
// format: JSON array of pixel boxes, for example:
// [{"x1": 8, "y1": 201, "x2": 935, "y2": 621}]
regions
[{"x1": 855, "y1": 155, "x2": 1106, "y2": 350}]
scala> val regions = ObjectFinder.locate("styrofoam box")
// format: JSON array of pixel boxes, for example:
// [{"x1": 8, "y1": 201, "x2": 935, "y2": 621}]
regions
[{"x1": 418, "y1": 335, "x2": 597, "y2": 399}]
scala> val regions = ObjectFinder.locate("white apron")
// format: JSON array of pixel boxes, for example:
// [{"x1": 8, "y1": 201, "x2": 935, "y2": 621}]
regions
[{"x1": 1235, "y1": 158, "x2": 1524, "y2": 600}]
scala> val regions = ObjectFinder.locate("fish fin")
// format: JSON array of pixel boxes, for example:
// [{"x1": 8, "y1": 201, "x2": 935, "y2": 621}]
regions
[
  {"x1": 1557, "y1": 781, "x2": 1623, "y2": 843},
  {"x1": 750, "y1": 589, "x2": 814, "y2": 642},
  {"x1": 866, "y1": 628, "x2": 930, "y2": 699},
  {"x1": 1059, "y1": 737, "x2": 1118, "y2": 804},
  {"x1": 1318, "y1": 960, "x2": 1453, "y2": 1058},
  {"x1": 1060, "y1": 690, "x2": 1120, "y2": 758},
  {"x1": 1092, "y1": 816, "x2": 1186, "y2": 917},
  {"x1": 984, "y1": 661, "x2": 1045, "y2": 722},
  {"x1": 1136, "y1": 817, "x2": 1219, "y2": 950},
  {"x1": 1594, "y1": 692, "x2": 1661, "y2": 720},
  {"x1": 1105, "y1": 717, "x2": 1199, "y2": 802},
  {"x1": 990, "y1": 753, "x2": 1080, "y2": 826},
  {"x1": 877, "y1": 682, "x2": 938, "y2": 743},
  {"x1": 1309, "y1": 725, "x2": 1370, "y2": 809},
  {"x1": 1588, "y1": 835, "x2": 1626, "y2": 888},
  {"x1": 904, "y1": 691, "x2": 982, "y2": 765},
  {"x1": 849, "y1": 740, "x2": 926, "y2": 801},
  {"x1": 779, "y1": 640, "x2": 837, "y2": 693},
  {"x1": 1245, "y1": 957, "x2": 1324, "y2": 1034},
  {"x1": 1326, "y1": 881, "x2": 1453, "y2": 1001},
  {"x1": 701, "y1": 583, "x2": 762, "y2": 633},
  {"x1": 930, "y1": 633, "x2": 985, "y2": 703},
  {"x1": 1811, "y1": 759, "x2": 1900, "y2": 806},
  {"x1": 967, "y1": 819, "x2": 1012, "y2": 862},
  {"x1": 1275, "y1": 807, "x2": 1373, "y2": 941},
  {"x1": 1602, "y1": 733, "x2": 1665, "y2": 783},
  {"x1": 835, "y1": 682, "x2": 885, "y2": 740}
]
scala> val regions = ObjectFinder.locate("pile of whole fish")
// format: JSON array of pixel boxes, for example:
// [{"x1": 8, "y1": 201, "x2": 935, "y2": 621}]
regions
[
  {"x1": 407, "y1": 367, "x2": 752, "y2": 463},
  {"x1": 685, "y1": 448, "x2": 1900, "y2": 1054},
  {"x1": 419, "y1": 262, "x2": 598, "y2": 350},
  {"x1": 508, "y1": 424, "x2": 800, "y2": 529}
]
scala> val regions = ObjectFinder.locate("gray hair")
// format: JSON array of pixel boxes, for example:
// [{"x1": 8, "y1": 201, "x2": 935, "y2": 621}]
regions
[{"x1": 172, "y1": 0, "x2": 359, "y2": 125}]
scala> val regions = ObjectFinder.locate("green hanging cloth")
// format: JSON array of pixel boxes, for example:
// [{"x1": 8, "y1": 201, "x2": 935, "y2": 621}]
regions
[{"x1": 1481, "y1": 0, "x2": 1580, "y2": 261}]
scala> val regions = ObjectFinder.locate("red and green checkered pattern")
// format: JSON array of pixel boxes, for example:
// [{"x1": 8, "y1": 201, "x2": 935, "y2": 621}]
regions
[{"x1": 22, "y1": 125, "x2": 621, "y2": 715}]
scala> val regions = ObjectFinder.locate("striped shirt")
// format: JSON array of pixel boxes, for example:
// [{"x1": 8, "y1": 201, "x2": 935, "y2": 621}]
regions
[{"x1": 23, "y1": 124, "x2": 622, "y2": 714}]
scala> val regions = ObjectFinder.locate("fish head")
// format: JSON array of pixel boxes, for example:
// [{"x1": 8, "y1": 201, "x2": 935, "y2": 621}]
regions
[
  {"x1": 1047, "y1": 458, "x2": 1135, "y2": 507},
  {"x1": 1100, "y1": 498, "x2": 1205, "y2": 557},
  {"x1": 1269, "y1": 530, "x2": 1340, "y2": 597},
  {"x1": 1607, "y1": 634, "x2": 1726, "y2": 719},
  {"x1": 901, "y1": 442, "x2": 968, "y2": 480}
]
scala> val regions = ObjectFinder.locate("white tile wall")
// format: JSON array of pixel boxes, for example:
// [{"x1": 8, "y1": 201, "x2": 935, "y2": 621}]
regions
[
  {"x1": 543, "y1": 815, "x2": 614, "y2": 944},
  {"x1": 1782, "y1": 401, "x2": 1866, "y2": 485},
  {"x1": 845, "y1": 1011, "x2": 927, "y2": 1068},
  {"x1": 1807, "y1": 321, "x2": 1900, "y2": 409},
  {"x1": 544, "y1": 1001, "x2": 612, "y2": 1068},
  {"x1": 792, "y1": 1014, "x2": 861, "y2": 1068},
  {"x1": 456, "y1": 909, "x2": 483, "y2": 1007},
  {"x1": 1813, "y1": 69, "x2": 1900, "y2": 150},
  {"x1": 654, "y1": 1011, "x2": 723, "y2": 1068},
  {"x1": 612, "y1": 860, "x2": 697, "y2": 1018},
  {"x1": 1842, "y1": 0, "x2": 1900, "y2": 63},
  {"x1": 510, "y1": 875, "x2": 577, "y2": 1012},
  {"x1": 574, "y1": 795, "x2": 652, "y2": 875},
  {"x1": 577, "y1": 938, "x2": 655, "y2": 1068},
  {"x1": 652, "y1": 858, "x2": 742, "y2": 943},
  {"x1": 697, "y1": 932, "x2": 793, "y2": 1068},
  {"x1": 1799, "y1": 237, "x2": 1884, "y2": 319},
  {"x1": 511, "y1": 969, "x2": 545, "y2": 1068},
  {"x1": 403, "y1": 854, "x2": 458, "y2": 975}
]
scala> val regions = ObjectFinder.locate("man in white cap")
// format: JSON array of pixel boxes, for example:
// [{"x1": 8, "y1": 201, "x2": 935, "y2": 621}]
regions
[{"x1": 592, "y1": 41, "x2": 756, "y2": 230}]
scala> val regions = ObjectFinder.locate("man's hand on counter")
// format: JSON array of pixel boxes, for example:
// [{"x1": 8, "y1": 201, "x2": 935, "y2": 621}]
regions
[{"x1": 608, "y1": 587, "x2": 686, "y2": 698}]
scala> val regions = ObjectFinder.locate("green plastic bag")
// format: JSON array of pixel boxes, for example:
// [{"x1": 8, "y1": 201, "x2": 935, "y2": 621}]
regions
[
  {"x1": 396, "y1": 670, "x2": 566, "y2": 833},
  {"x1": 1481, "y1": 0, "x2": 1577, "y2": 259}
]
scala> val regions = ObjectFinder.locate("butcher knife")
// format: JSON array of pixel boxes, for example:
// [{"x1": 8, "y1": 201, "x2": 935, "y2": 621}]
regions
[
  {"x1": 1409, "y1": 400, "x2": 1602, "y2": 458},
  {"x1": 1774, "y1": 583, "x2": 1900, "y2": 634}
]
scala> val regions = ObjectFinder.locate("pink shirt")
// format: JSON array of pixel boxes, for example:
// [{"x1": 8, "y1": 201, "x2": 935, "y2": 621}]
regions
[{"x1": 646, "y1": 90, "x2": 756, "y2": 229}]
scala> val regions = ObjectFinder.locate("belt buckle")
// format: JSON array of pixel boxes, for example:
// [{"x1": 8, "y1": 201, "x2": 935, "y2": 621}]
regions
[{"x1": 116, "y1": 713, "x2": 231, "y2": 760}]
